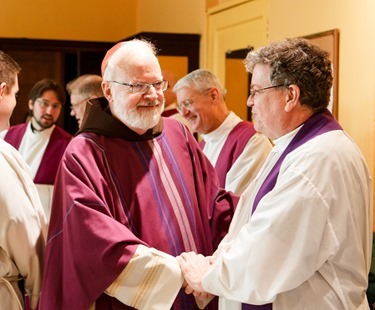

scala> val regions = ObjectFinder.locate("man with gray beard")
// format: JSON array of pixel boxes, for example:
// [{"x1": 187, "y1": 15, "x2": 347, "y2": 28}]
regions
[{"x1": 40, "y1": 39, "x2": 238, "y2": 310}]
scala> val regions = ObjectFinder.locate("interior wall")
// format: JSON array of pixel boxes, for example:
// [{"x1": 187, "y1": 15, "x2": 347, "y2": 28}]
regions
[
  {"x1": 0, "y1": 0, "x2": 138, "y2": 42},
  {"x1": 136, "y1": 0, "x2": 205, "y2": 34},
  {"x1": 268, "y1": 0, "x2": 375, "y2": 215},
  {"x1": 136, "y1": 0, "x2": 207, "y2": 67}
]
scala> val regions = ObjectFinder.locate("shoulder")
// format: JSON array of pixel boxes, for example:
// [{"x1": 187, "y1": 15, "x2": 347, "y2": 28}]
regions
[
  {"x1": 65, "y1": 132, "x2": 100, "y2": 154},
  {"x1": 234, "y1": 120, "x2": 255, "y2": 132},
  {"x1": 287, "y1": 130, "x2": 363, "y2": 174},
  {"x1": 0, "y1": 140, "x2": 30, "y2": 189},
  {"x1": 162, "y1": 117, "x2": 195, "y2": 141}
]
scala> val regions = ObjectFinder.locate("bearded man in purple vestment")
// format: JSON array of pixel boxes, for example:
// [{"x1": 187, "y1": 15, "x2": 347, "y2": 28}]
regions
[
  {"x1": 177, "y1": 38, "x2": 373, "y2": 310},
  {"x1": 39, "y1": 39, "x2": 238, "y2": 310}
]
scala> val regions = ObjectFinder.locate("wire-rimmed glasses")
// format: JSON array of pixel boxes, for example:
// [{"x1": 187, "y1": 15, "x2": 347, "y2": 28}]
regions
[
  {"x1": 249, "y1": 84, "x2": 286, "y2": 99},
  {"x1": 107, "y1": 80, "x2": 168, "y2": 94}
]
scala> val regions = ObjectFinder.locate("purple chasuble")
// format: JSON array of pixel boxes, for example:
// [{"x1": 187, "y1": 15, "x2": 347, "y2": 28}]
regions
[
  {"x1": 200, "y1": 121, "x2": 256, "y2": 188},
  {"x1": 243, "y1": 109, "x2": 342, "y2": 310},
  {"x1": 40, "y1": 98, "x2": 238, "y2": 310}
]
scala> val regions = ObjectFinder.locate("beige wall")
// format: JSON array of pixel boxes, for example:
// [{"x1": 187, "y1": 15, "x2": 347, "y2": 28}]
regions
[
  {"x1": 268, "y1": 0, "x2": 375, "y2": 221},
  {"x1": 136, "y1": 0, "x2": 206, "y2": 34},
  {"x1": 268, "y1": 0, "x2": 375, "y2": 178},
  {"x1": 0, "y1": 0, "x2": 205, "y2": 42},
  {"x1": 0, "y1": 0, "x2": 138, "y2": 41}
]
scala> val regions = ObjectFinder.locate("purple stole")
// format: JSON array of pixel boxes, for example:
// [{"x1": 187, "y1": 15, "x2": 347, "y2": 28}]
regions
[
  {"x1": 242, "y1": 110, "x2": 342, "y2": 310},
  {"x1": 162, "y1": 108, "x2": 178, "y2": 117},
  {"x1": 5, "y1": 123, "x2": 72, "y2": 184},
  {"x1": 4, "y1": 122, "x2": 27, "y2": 149},
  {"x1": 200, "y1": 121, "x2": 256, "y2": 188}
]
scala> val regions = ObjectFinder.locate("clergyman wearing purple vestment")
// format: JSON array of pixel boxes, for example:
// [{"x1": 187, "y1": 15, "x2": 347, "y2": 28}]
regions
[
  {"x1": 177, "y1": 38, "x2": 372, "y2": 310},
  {"x1": 39, "y1": 39, "x2": 238, "y2": 310},
  {"x1": 173, "y1": 69, "x2": 273, "y2": 196}
]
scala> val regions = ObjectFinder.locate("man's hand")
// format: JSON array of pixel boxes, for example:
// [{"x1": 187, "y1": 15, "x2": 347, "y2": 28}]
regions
[{"x1": 177, "y1": 252, "x2": 212, "y2": 293}]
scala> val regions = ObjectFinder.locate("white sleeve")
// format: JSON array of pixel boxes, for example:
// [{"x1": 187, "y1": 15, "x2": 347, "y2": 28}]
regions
[{"x1": 105, "y1": 244, "x2": 184, "y2": 309}]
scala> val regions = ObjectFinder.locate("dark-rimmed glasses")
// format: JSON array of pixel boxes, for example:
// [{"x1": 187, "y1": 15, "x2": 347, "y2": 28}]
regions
[
  {"x1": 249, "y1": 84, "x2": 286, "y2": 99},
  {"x1": 107, "y1": 80, "x2": 168, "y2": 94}
]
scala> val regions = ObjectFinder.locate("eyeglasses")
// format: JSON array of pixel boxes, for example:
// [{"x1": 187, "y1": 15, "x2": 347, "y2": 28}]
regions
[
  {"x1": 70, "y1": 97, "x2": 89, "y2": 111},
  {"x1": 176, "y1": 99, "x2": 194, "y2": 114},
  {"x1": 107, "y1": 80, "x2": 168, "y2": 94},
  {"x1": 249, "y1": 84, "x2": 286, "y2": 99},
  {"x1": 35, "y1": 98, "x2": 62, "y2": 110}
]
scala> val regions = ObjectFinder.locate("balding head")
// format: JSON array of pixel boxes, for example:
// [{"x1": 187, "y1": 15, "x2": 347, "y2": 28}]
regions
[
  {"x1": 101, "y1": 39, "x2": 165, "y2": 135},
  {"x1": 102, "y1": 39, "x2": 159, "y2": 81}
]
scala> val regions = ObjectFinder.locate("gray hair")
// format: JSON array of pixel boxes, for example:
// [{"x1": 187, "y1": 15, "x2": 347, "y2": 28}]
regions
[
  {"x1": 66, "y1": 74, "x2": 103, "y2": 98},
  {"x1": 245, "y1": 38, "x2": 333, "y2": 112},
  {"x1": 173, "y1": 69, "x2": 227, "y2": 100}
]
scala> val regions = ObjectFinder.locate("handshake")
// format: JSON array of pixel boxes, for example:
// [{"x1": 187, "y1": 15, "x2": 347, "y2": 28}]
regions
[{"x1": 177, "y1": 252, "x2": 216, "y2": 308}]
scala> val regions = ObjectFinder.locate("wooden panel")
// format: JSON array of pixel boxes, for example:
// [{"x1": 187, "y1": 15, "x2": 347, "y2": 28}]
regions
[
  {"x1": 0, "y1": 38, "x2": 113, "y2": 134},
  {"x1": 6, "y1": 50, "x2": 64, "y2": 127}
]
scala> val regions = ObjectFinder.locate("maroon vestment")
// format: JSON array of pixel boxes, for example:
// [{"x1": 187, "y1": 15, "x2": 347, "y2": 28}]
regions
[
  {"x1": 199, "y1": 121, "x2": 256, "y2": 188},
  {"x1": 4, "y1": 123, "x2": 72, "y2": 184},
  {"x1": 40, "y1": 98, "x2": 238, "y2": 309}
]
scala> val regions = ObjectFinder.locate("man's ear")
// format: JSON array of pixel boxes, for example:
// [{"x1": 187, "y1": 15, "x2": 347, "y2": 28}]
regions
[
  {"x1": 28, "y1": 99, "x2": 34, "y2": 110},
  {"x1": 102, "y1": 82, "x2": 112, "y2": 101},
  {"x1": 0, "y1": 82, "x2": 7, "y2": 100},
  {"x1": 284, "y1": 84, "x2": 300, "y2": 112},
  {"x1": 209, "y1": 87, "x2": 220, "y2": 104}
]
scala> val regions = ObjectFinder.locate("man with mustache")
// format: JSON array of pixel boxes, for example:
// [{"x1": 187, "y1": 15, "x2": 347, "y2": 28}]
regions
[
  {"x1": 40, "y1": 39, "x2": 238, "y2": 310},
  {"x1": 5, "y1": 78, "x2": 72, "y2": 220}
]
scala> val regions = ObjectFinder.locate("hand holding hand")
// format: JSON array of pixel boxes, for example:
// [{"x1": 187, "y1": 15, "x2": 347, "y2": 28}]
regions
[{"x1": 177, "y1": 251, "x2": 212, "y2": 293}]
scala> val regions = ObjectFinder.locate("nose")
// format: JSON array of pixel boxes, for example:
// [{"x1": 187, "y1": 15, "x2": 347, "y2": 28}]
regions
[
  {"x1": 45, "y1": 105, "x2": 54, "y2": 114},
  {"x1": 143, "y1": 85, "x2": 158, "y2": 99},
  {"x1": 180, "y1": 106, "x2": 189, "y2": 116},
  {"x1": 247, "y1": 95, "x2": 254, "y2": 107},
  {"x1": 70, "y1": 109, "x2": 76, "y2": 117}
]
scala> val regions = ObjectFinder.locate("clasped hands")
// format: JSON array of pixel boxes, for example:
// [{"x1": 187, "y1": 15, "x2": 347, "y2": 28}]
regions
[{"x1": 176, "y1": 252, "x2": 215, "y2": 300}]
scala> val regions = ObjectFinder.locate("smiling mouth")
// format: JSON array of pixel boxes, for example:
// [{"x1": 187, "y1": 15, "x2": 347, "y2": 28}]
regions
[{"x1": 138, "y1": 101, "x2": 158, "y2": 108}]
